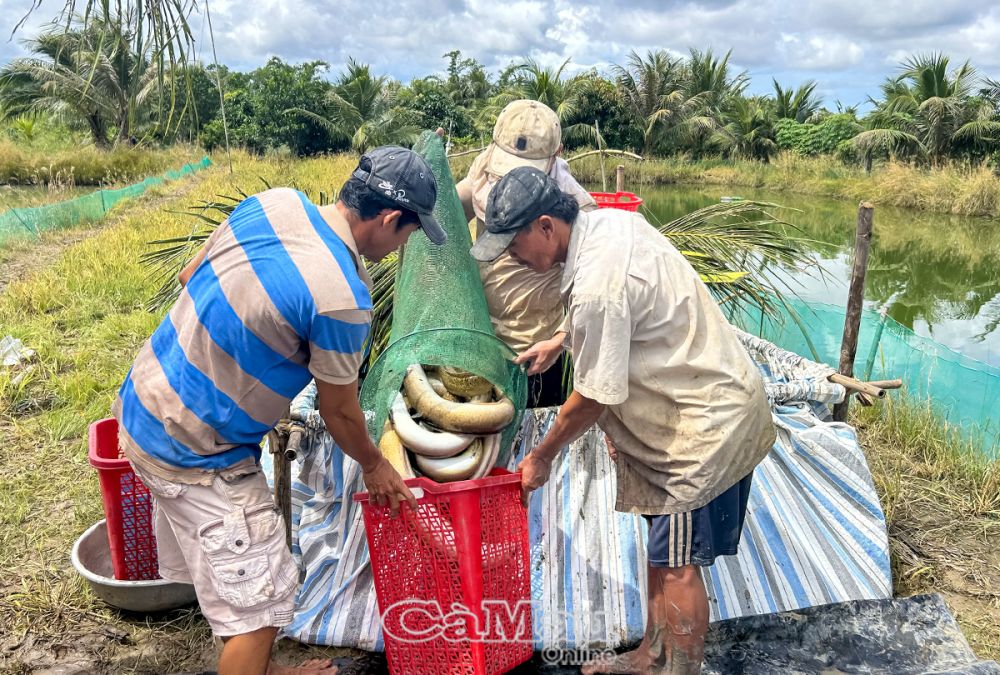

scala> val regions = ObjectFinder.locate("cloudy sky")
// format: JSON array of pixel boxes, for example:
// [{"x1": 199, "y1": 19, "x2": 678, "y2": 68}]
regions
[{"x1": 2, "y1": 0, "x2": 999, "y2": 110}]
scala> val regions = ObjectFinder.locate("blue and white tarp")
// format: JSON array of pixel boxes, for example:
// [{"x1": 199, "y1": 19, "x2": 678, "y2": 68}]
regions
[{"x1": 263, "y1": 338, "x2": 893, "y2": 650}]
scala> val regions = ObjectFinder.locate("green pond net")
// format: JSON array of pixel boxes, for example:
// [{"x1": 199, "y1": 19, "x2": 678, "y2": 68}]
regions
[
  {"x1": 0, "y1": 157, "x2": 211, "y2": 247},
  {"x1": 359, "y1": 132, "x2": 528, "y2": 463},
  {"x1": 735, "y1": 297, "x2": 1000, "y2": 455}
]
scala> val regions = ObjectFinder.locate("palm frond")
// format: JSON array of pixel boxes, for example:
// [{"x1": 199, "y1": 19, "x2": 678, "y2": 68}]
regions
[
  {"x1": 953, "y1": 119, "x2": 1000, "y2": 144},
  {"x1": 285, "y1": 106, "x2": 348, "y2": 140},
  {"x1": 145, "y1": 188, "x2": 814, "y2": 373},
  {"x1": 648, "y1": 200, "x2": 815, "y2": 318},
  {"x1": 142, "y1": 180, "x2": 272, "y2": 311},
  {"x1": 851, "y1": 128, "x2": 923, "y2": 155}
]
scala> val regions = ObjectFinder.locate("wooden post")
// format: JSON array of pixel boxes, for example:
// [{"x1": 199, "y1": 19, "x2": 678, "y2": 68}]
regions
[
  {"x1": 833, "y1": 202, "x2": 874, "y2": 422},
  {"x1": 595, "y1": 119, "x2": 607, "y2": 192},
  {"x1": 615, "y1": 165, "x2": 625, "y2": 193}
]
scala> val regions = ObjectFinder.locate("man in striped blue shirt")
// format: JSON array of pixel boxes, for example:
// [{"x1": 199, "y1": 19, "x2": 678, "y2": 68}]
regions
[{"x1": 113, "y1": 147, "x2": 446, "y2": 675}]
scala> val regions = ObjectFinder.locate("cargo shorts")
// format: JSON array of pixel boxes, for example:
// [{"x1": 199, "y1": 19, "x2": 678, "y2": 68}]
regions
[{"x1": 133, "y1": 465, "x2": 298, "y2": 637}]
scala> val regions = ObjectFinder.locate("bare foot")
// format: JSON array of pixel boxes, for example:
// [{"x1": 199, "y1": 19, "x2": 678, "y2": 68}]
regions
[
  {"x1": 581, "y1": 646, "x2": 649, "y2": 675},
  {"x1": 267, "y1": 658, "x2": 338, "y2": 675}
]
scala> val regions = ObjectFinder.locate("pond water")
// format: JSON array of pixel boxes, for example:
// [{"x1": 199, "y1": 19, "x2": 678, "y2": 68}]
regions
[{"x1": 626, "y1": 184, "x2": 1000, "y2": 369}]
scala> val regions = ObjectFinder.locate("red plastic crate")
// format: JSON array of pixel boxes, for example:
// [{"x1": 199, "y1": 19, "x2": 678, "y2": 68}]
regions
[
  {"x1": 590, "y1": 191, "x2": 644, "y2": 211},
  {"x1": 354, "y1": 469, "x2": 533, "y2": 675},
  {"x1": 88, "y1": 418, "x2": 159, "y2": 581}
]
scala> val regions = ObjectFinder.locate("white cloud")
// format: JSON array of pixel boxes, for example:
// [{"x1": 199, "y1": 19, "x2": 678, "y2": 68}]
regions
[
  {"x1": 777, "y1": 32, "x2": 864, "y2": 71},
  {"x1": 1, "y1": 0, "x2": 998, "y2": 107}
]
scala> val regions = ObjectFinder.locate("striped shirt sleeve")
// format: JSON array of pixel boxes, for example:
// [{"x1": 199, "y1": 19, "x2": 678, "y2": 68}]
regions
[{"x1": 307, "y1": 308, "x2": 372, "y2": 385}]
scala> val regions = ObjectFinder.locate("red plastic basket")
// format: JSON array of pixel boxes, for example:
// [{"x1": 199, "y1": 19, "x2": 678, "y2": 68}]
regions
[
  {"x1": 87, "y1": 418, "x2": 159, "y2": 581},
  {"x1": 354, "y1": 469, "x2": 533, "y2": 675},
  {"x1": 590, "y1": 191, "x2": 644, "y2": 211}
]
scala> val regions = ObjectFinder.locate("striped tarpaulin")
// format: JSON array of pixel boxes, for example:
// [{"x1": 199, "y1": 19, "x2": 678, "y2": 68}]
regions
[{"x1": 265, "y1": 355, "x2": 892, "y2": 650}]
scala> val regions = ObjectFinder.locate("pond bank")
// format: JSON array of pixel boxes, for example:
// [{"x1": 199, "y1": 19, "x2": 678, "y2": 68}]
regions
[
  {"x1": 854, "y1": 398, "x2": 1000, "y2": 659},
  {"x1": 449, "y1": 152, "x2": 1000, "y2": 219}
]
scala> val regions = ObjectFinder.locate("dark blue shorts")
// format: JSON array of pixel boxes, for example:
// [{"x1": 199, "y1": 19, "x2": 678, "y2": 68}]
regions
[{"x1": 644, "y1": 472, "x2": 753, "y2": 568}]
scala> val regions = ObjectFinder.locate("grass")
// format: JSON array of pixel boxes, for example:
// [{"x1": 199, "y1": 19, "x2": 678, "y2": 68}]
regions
[
  {"x1": 0, "y1": 140, "x2": 202, "y2": 186},
  {"x1": 447, "y1": 152, "x2": 1000, "y2": 219},
  {"x1": 853, "y1": 397, "x2": 1000, "y2": 658},
  {"x1": 0, "y1": 150, "x2": 358, "y2": 672},
  {"x1": 1, "y1": 149, "x2": 997, "y2": 670}
]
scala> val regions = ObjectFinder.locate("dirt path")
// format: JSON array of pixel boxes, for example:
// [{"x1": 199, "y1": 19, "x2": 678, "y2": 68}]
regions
[
  {"x1": 892, "y1": 512, "x2": 1000, "y2": 659},
  {"x1": 0, "y1": 225, "x2": 107, "y2": 296}
]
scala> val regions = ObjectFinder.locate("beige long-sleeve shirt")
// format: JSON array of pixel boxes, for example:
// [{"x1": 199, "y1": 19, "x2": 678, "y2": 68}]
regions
[
  {"x1": 457, "y1": 154, "x2": 597, "y2": 353},
  {"x1": 562, "y1": 208, "x2": 776, "y2": 514}
]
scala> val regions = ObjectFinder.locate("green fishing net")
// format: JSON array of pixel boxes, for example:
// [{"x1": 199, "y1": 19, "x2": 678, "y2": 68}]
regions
[
  {"x1": 359, "y1": 132, "x2": 528, "y2": 463},
  {"x1": 735, "y1": 296, "x2": 1000, "y2": 454},
  {"x1": 0, "y1": 158, "x2": 211, "y2": 246}
]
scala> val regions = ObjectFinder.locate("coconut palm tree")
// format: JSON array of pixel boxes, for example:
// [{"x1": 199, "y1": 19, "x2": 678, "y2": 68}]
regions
[
  {"x1": 479, "y1": 58, "x2": 596, "y2": 145},
  {"x1": 0, "y1": 14, "x2": 161, "y2": 147},
  {"x1": 684, "y1": 48, "x2": 748, "y2": 112},
  {"x1": 772, "y1": 79, "x2": 821, "y2": 123},
  {"x1": 613, "y1": 49, "x2": 686, "y2": 154},
  {"x1": 713, "y1": 96, "x2": 778, "y2": 162},
  {"x1": 853, "y1": 53, "x2": 1000, "y2": 166},
  {"x1": 285, "y1": 59, "x2": 420, "y2": 153},
  {"x1": 983, "y1": 77, "x2": 1000, "y2": 107},
  {"x1": 664, "y1": 48, "x2": 749, "y2": 157},
  {"x1": 896, "y1": 54, "x2": 975, "y2": 163},
  {"x1": 508, "y1": 58, "x2": 587, "y2": 122},
  {"x1": 850, "y1": 114, "x2": 922, "y2": 172}
]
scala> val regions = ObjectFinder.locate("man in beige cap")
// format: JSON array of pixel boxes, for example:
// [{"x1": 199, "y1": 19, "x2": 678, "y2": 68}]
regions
[{"x1": 455, "y1": 99, "x2": 597, "y2": 406}]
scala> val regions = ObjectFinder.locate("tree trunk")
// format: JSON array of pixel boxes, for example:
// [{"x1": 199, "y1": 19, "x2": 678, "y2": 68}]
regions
[{"x1": 89, "y1": 115, "x2": 110, "y2": 149}]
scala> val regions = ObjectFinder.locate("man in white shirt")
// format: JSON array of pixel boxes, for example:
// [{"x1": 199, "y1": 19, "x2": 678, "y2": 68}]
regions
[{"x1": 471, "y1": 167, "x2": 775, "y2": 674}]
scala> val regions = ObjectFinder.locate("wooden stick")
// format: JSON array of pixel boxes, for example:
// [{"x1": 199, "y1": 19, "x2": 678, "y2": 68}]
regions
[
  {"x1": 829, "y1": 372, "x2": 886, "y2": 398},
  {"x1": 449, "y1": 146, "x2": 646, "y2": 163},
  {"x1": 616, "y1": 164, "x2": 625, "y2": 193},
  {"x1": 866, "y1": 379, "x2": 903, "y2": 390},
  {"x1": 595, "y1": 119, "x2": 607, "y2": 192},
  {"x1": 447, "y1": 146, "x2": 487, "y2": 158},
  {"x1": 267, "y1": 427, "x2": 293, "y2": 549},
  {"x1": 857, "y1": 392, "x2": 875, "y2": 407},
  {"x1": 833, "y1": 202, "x2": 875, "y2": 422},
  {"x1": 566, "y1": 148, "x2": 645, "y2": 163}
]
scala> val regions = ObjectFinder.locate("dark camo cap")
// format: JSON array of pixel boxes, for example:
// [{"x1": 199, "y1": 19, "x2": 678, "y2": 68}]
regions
[{"x1": 470, "y1": 166, "x2": 560, "y2": 262}]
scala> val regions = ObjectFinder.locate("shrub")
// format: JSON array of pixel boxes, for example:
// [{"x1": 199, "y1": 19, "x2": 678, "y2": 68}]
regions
[
  {"x1": 0, "y1": 141, "x2": 200, "y2": 186},
  {"x1": 775, "y1": 114, "x2": 862, "y2": 157}
]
